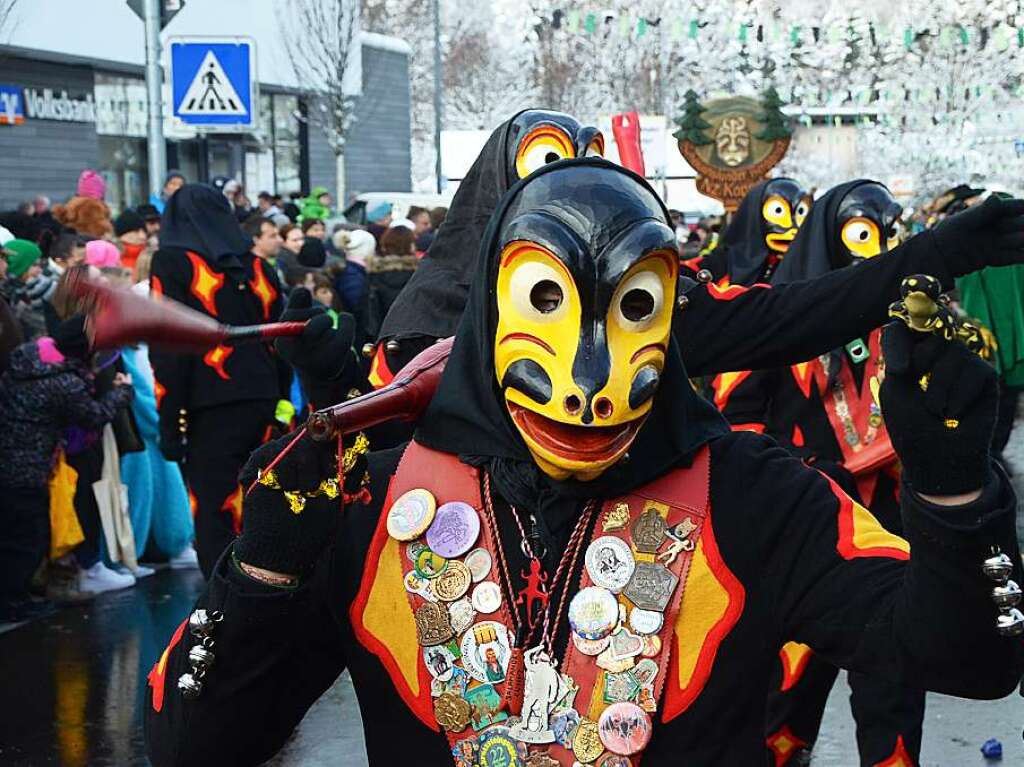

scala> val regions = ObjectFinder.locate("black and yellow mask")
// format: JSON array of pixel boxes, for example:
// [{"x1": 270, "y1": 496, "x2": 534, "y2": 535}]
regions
[
  {"x1": 505, "y1": 110, "x2": 605, "y2": 180},
  {"x1": 772, "y1": 179, "x2": 903, "y2": 285},
  {"x1": 835, "y1": 183, "x2": 903, "y2": 262},
  {"x1": 760, "y1": 178, "x2": 812, "y2": 255}
]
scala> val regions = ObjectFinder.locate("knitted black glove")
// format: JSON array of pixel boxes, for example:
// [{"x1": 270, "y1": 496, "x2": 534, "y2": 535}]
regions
[
  {"x1": 931, "y1": 195, "x2": 1024, "y2": 276},
  {"x1": 880, "y1": 320, "x2": 997, "y2": 496},
  {"x1": 233, "y1": 429, "x2": 341, "y2": 576},
  {"x1": 274, "y1": 288, "x2": 357, "y2": 383}
]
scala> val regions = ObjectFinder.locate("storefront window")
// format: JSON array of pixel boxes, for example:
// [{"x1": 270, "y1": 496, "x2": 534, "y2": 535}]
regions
[
  {"x1": 272, "y1": 94, "x2": 301, "y2": 195},
  {"x1": 95, "y1": 74, "x2": 149, "y2": 211}
]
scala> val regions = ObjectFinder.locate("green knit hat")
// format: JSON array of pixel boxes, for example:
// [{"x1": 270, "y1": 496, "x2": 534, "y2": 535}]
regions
[{"x1": 3, "y1": 238, "x2": 42, "y2": 278}]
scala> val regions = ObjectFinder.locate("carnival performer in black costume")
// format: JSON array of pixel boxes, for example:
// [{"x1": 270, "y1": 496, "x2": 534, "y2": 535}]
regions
[
  {"x1": 277, "y1": 109, "x2": 1024, "y2": 417},
  {"x1": 146, "y1": 159, "x2": 1022, "y2": 767},
  {"x1": 693, "y1": 177, "x2": 812, "y2": 285},
  {"x1": 717, "y1": 180, "x2": 926, "y2": 765},
  {"x1": 150, "y1": 185, "x2": 289, "y2": 575}
]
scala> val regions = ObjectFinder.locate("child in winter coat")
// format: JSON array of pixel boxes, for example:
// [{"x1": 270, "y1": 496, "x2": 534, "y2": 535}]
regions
[{"x1": 0, "y1": 315, "x2": 133, "y2": 621}]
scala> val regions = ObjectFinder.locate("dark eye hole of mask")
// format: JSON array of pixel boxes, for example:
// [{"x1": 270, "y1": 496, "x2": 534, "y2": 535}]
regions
[
  {"x1": 545, "y1": 152, "x2": 561, "y2": 164},
  {"x1": 530, "y1": 280, "x2": 563, "y2": 313},
  {"x1": 621, "y1": 288, "x2": 655, "y2": 322}
]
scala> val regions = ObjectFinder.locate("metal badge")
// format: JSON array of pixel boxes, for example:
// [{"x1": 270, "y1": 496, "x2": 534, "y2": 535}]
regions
[
  {"x1": 585, "y1": 536, "x2": 636, "y2": 593},
  {"x1": 423, "y1": 644, "x2": 458, "y2": 681},
  {"x1": 434, "y1": 691, "x2": 471, "y2": 732},
  {"x1": 404, "y1": 571, "x2": 437, "y2": 602},
  {"x1": 525, "y1": 752, "x2": 560, "y2": 767},
  {"x1": 602, "y1": 502, "x2": 630, "y2": 532},
  {"x1": 551, "y1": 708, "x2": 581, "y2": 747},
  {"x1": 386, "y1": 488, "x2": 437, "y2": 541},
  {"x1": 414, "y1": 547, "x2": 448, "y2": 580},
  {"x1": 623, "y1": 562, "x2": 679, "y2": 612},
  {"x1": 476, "y1": 729, "x2": 526, "y2": 767},
  {"x1": 448, "y1": 597, "x2": 476, "y2": 634},
  {"x1": 464, "y1": 548, "x2": 493, "y2": 582},
  {"x1": 640, "y1": 634, "x2": 662, "y2": 658},
  {"x1": 571, "y1": 633, "x2": 610, "y2": 656},
  {"x1": 471, "y1": 581, "x2": 503, "y2": 614},
  {"x1": 628, "y1": 607, "x2": 664, "y2": 636},
  {"x1": 415, "y1": 601, "x2": 454, "y2": 646},
  {"x1": 508, "y1": 646, "x2": 562, "y2": 744},
  {"x1": 631, "y1": 508, "x2": 667, "y2": 553},
  {"x1": 603, "y1": 670, "x2": 641, "y2": 704},
  {"x1": 431, "y1": 665, "x2": 470, "y2": 699},
  {"x1": 464, "y1": 684, "x2": 509, "y2": 730},
  {"x1": 426, "y1": 501, "x2": 481, "y2": 559},
  {"x1": 572, "y1": 718, "x2": 605, "y2": 763},
  {"x1": 433, "y1": 560, "x2": 473, "y2": 602}
]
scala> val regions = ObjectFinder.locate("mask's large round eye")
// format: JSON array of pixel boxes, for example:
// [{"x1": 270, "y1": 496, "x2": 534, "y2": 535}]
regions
[
  {"x1": 886, "y1": 222, "x2": 902, "y2": 251},
  {"x1": 515, "y1": 126, "x2": 575, "y2": 178},
  {"x1": 761, "y1": 195, "x2": 792, "y2": 227},
  {"x1": 585, "y1": 134, "x2": 605, "y2": 158},
  {"x1": 795, "y1": 198, "x2": 811, "y2": 226},
  {"x1": 614, "y1": 270, "x2": 664, "y2": 332},
  {"x1": 508, "y1": 260, "x2": 569, "y2": 322},
  {"x1": 840, "y1": 217, "x2": 882, "y2": 259}
]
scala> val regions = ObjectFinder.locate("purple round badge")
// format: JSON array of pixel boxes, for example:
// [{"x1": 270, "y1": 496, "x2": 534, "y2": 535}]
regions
[{"x1": 425, "y1": 502, "x2": 481, "y2": 558}]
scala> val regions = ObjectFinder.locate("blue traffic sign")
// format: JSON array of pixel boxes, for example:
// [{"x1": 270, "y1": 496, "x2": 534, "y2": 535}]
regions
[{"x1": 169, "y1": 37, "x2": 257, "y2": 130}]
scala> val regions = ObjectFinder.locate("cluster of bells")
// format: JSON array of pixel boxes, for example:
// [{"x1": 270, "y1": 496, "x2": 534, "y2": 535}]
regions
[
  {"x1": 177, "y1": 608, "x2": 224, "y2": 699},
  {"x1": 982, "y1": 549, "x2": 1024, "y2": 637}
]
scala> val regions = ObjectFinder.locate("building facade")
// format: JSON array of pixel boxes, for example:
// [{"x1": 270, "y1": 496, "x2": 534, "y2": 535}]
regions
[{"x1": 0, "y1": 0, "x2": 411, "y2": 211}]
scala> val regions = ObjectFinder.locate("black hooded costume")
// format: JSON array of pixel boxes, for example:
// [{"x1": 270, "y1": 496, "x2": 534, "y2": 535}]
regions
[
  {"x1": 698, "y1": 178, "x2": 809, "y2": 286},
  {"x1": 718, "y1": 180, "x2": 927, "y2": 764},
  {"x1": 146, "y1": 161, "x2": 1021, "y2": 767},
  {"x1": 150, "y1": 184, "x2": 288, "y2": 575}
]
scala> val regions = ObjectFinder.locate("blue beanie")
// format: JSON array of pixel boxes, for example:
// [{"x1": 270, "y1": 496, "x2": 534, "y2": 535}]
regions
[{"x1": 366, "y1": 201, "x2": 393, "y2": 223}]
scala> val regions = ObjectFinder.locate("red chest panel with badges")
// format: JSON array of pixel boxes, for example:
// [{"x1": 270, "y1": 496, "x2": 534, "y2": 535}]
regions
[{"x1": 352, "y1": 441, "x2": 710, "y2": 766}]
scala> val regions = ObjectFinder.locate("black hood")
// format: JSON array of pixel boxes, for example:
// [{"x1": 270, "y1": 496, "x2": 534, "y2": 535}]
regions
[
  {"x1": 159, "y1": 183, "x2": 250, "y2": 263},
  {"x1": 378, "y1": 109, "x2": 601, "y2": 342},
  {"x1": 415, "y1": 158, "x2": 728, "y2": 516},
  {"x1": 772, "y1": 179, "x2": 897, "y2": 285},
  {"x1": 715, "y1": 178, "x2": 805, "y2": 286}
]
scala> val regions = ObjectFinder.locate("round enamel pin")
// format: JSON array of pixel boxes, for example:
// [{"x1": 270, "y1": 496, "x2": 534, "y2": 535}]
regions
[
  {"x1": 598, "y1": 701, "x2": 651, "y2": 755},
  {"x1": 471, "y1": 580, "x2": 503, "y2": 614},
  {"x1": 414, "y1": 547, "x2": 448, "y2": 580},
  {"x1": 464, "y1": 548, "x2": 493, "y2": 582},
  {"x1": 585, "y1": 536, "x2": 635, "y2": 593},
  {"x1": 387, "y1": 488, "x2": 436, "y2": 541},
  {"x1": 460, "y1": 621, "x2": 512, "y2": 683},
  {"x1": 628, "y1": 607, "x2": 664, "y2": 636},
  {"x1": 568, "y1": 586, "x2": 619, "y2": 641},
  {"x1": 426, "y1": 501, "x2": 480, "y2": 558}
]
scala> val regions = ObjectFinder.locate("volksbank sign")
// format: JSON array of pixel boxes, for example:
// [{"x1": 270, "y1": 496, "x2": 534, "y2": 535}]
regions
[{"x1": 22, "y1": 88, "x2": 96, "y2": 123}]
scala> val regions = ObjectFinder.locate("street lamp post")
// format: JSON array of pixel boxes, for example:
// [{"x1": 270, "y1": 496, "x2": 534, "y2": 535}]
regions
[{"x1": 143, "y1": 0, "x2": 167, "y2": 199}]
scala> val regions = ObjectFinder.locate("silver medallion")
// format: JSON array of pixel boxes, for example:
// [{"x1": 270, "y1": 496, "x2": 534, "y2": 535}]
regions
[
  {"x1": 585, "y1": 536, "x2": 636, "y2": 593},
  {"x1": 508, "y1": 646, "x2": 562, "y2": 744},
  {"x1": 623, "y1": 562, "x2": 679, "y2": 612}
]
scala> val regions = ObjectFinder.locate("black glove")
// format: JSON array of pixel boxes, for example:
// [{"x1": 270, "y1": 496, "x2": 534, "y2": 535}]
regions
[
  {"x1": 931, "y1": 195, "x2": 1024, "y2": 276},
  {"x1": 880, "y1": 321, "x2": 997, "y2": 496},
  {"x1": 158, "y1": 432, "x2": 185, "y2": 463},
  {"x1": 274, "y1": 288, "x2": 357, "y2": 383},
  {"x1": 234, "y1": 429, "x2": 341, "y2": 576}
]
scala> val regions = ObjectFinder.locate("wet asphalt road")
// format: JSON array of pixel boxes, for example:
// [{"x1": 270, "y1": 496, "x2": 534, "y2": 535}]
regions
[{"x1": 0, "y1": 567, "x2": 1020, "y2": 766}]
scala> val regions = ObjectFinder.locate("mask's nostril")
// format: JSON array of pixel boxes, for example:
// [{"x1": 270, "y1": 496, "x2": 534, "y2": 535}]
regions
[
  {"x1": 594, "y1": 397, "x2": 613, "y2": 420},
  {"x1": 563, "y1": 393, "x2": 583, "y2": 416}
]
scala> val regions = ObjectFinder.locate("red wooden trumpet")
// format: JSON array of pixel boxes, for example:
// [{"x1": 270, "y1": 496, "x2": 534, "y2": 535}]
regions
[
  {"x1": 306, "y1": 337, "x2": 453, "y2": 440},
  {"x1": 67, "y1": 269, "x2": 307, "y2": 351}
]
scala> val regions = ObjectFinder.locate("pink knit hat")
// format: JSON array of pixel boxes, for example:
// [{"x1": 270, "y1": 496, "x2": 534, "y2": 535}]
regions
[
  {"x1": 77, "y1": 169, "x2": 106, "y2": 200},
  {"x1": 84, "y1": 239, "x2": 122, "y2": 268}
]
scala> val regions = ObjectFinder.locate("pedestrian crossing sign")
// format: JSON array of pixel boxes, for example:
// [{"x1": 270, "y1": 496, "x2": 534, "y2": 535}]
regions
[{"x1": 169, "y1": 37, "x2": 257, "y2": 131}]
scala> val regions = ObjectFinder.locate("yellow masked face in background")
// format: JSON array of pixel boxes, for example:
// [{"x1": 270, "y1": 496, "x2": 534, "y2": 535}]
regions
[
  {"x1": 836, "y1": 182, "x2": 904, "y2": 262},
  {"x1": 494, "y1": 240, "x2": 677, "y2": 481}
]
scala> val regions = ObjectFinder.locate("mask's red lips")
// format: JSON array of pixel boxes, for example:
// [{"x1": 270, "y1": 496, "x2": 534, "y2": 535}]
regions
[{"x1": 508, "y1": 402, "x2": 642, "y2": 463}]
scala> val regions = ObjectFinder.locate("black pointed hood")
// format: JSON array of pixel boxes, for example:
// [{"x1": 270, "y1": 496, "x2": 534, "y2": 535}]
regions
[
  {"x1": 415, "y1": 158, "x2": 728, "y2": 514},
  {"x1": 159, "y1": 183, "x2": 250, "y2": 264}
]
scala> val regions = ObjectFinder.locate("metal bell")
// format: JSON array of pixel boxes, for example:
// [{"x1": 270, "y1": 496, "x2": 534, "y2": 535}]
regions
[
  {"x1": 360, "y1": 342, "x2": 375, "y2": 358},
  {"x1": 992, "y1": 580, "x2": 1022, "y2": 609},
  {"x1": 188, "y1": 644, "x2": 216, "y2": 670},
  {"x1": 982, "y1": 552, "x2": 1014, "y2": 583},
  {"x1": 385, "y1": 339, "x2": 401, "y2": 354},
  {"x1": 996, "y1": 608, "x2": 1024, "y2": 637},
  {"x1": 177, "y1": 672, "x2": 203, "y2": 699},
  {"x1": 676, "y1": 294, "x2": 690, "y2": 310},
  {"x1": 188, "y1": 608, "x2": 224, "y2": 638},
  {"x1": 695, "y1": 268, "x2": 713, "y2": 284}
]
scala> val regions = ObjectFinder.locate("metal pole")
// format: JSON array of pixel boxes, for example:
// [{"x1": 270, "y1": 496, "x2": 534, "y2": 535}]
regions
[
  {"x1": 433, "y1": 0, "x2": 443, "y2": 193},
  {"x1": 144, "y1": 0, "x2": 167, "y2": 199}
]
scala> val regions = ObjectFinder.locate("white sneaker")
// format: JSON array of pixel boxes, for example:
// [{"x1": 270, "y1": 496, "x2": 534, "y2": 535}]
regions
[
  {"x1": 169, "y1": 545, "x2": 200, "y2": 570},
  {"x1": 79, "y1": 562, "x2": 136, "y2": 594}
]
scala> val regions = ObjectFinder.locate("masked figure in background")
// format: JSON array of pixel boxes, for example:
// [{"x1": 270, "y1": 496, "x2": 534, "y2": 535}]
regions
[
  {"x1": 694, "y1": 177, "x2": 811, "y2": 285},
  {"x1": 150, "y1": 185, "x2": 289, "y2": 576},
  {"x1": 716, "y1": 180, "x2": 924, "y2": 765},
  {"x1": 146, "y1": 160, "x2": 1021, "y2": 767}
]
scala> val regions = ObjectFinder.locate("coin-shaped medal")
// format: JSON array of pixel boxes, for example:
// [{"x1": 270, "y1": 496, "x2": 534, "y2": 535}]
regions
[
  {"x1": 585, "y1": 536, "x2": 636, "y2": 593},
  {"x1": 387, "y1": 488, "x2": 436, "y2": 541},
  {"x1": 464, "y1": 548, "x2": 493, "y2": 582},
  {"x1": 434, "y1": 691, "x2": 471, "y2": 732},
  {"x1": 432, "y1": 560, "x2": 472, "y2": 602},
  {"x1": 471, "y1": 580, "x2": 502, "y2": 614},
  {"x1": 568, "y1": 586, "x2": 619, "y2": 640},
  {"x1": 426, "y1": 501, "x2": 481, "y2": 559}
]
